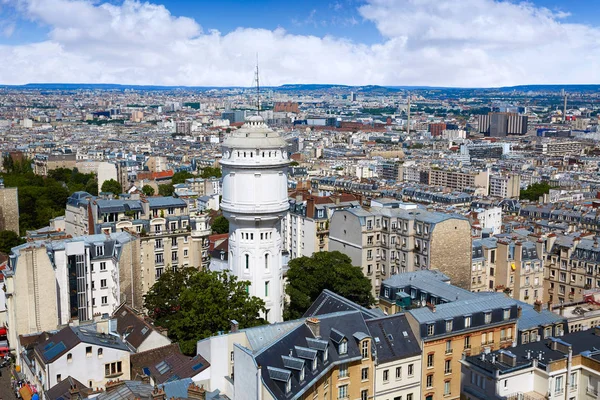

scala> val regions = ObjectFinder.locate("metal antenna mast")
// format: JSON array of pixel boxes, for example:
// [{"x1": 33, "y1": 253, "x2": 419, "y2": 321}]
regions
[{"x1": 255, "y1": 54, "x2": 261, "y2": 112}]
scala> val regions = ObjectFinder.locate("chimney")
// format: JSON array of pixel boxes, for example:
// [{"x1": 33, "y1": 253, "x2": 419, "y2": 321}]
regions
[
  {"x1": 231, "y1": 320, "x2": 239, "y2": 333},
  {"x1": 559, "y1": 304, "x2": 565, "y2": 316},
  {"x1": 69, "y1": 384, "x2": 80, "y2": 397},
  {"x1": 533, "y1": 300, "x2": 543, "y2": 313},
  {"x1": 307, "y1": 197, "x2": 315, "y2": 219},
  {"x1": 105, "y1": 379, "x2": 126, "y2": 393},
  {"x1": 517, "y1": 306, "x2": 522, "y2": 319},
  {"x1": 141, "y1": 374, "x2": 151, "y2": 385},
  {"x1": 426, "y1": 302, "x2": 436, "y2": 313},
  {"x1": 151, "y1": 386, "x2": 167, "y2": 400},
  {"x1": 306, "y1": 317, "x2": 321, "y2": 338},
  {"x1": 187, "y1": 383, "x2": 207, "y2": 400}
]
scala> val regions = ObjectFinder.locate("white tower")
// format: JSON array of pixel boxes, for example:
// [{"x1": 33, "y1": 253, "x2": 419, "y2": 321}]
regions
[{"x1": 220, "y1": 115, "x2": 290, "y2": 323}]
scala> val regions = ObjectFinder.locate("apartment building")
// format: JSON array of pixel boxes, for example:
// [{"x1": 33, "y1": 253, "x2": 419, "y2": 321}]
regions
[
  {"x1": 535, "y1": 140, "x2": 588, "y2": 156},
  {"x1": 329, "y1": 201, "x2": 472, "y2": 295},
  {"x1": 3, "y1": 232, "x2": 138, "y2": 355},
  {"x1": 496, "y1": 239, "x2": 544, "y2": 305},
  {"x1": 489, "y1": 174, "x2": 521, "y2": 199},
  {"x1": 545, "y1": 234, "x2": 600, "y2": 305},
  {"x1": 28, "y1": 325, "x2": 131, "y2": 392},
  {"x1": 460, "y1": 328, "x2": 600, "y2": 400},
  {"x1": 471, "y1": 238, "x2": 498, "y2": 292},
  {"x1": 405, "y1": 293, "x2": 519, "y2": 400},
  {"x1": 428, "y1": 168, "x2": 489, "y2": 193},
  {"x1": 65, "y1": 192, "x2": 212, "y2": 298},
  {"x1": 283, "y1": 191, "x2": 359, "y2": 258}
]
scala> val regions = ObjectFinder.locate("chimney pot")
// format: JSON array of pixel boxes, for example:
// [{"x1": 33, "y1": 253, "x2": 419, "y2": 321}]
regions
[{"x1": 231, "y1": 319, "x2": 239, "y2": 333}]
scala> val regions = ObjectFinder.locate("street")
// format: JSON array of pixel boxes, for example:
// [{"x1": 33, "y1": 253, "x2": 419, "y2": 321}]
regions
[{"x1": 0, "y1": 364, "x2": 18, "y2": 400}]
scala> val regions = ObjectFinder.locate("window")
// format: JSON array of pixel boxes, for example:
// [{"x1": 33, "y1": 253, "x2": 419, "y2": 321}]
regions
[
  {"x1": 100, "y1": 279, "x2": 107, "y2": 288},
  {"x1": 105, "y1": 361, "x2": 123, "y2": 377},
  {"x1": 183, "y1": 249, "x2": 188, "y2": 257},
  {"x1": 445, "y1": 340, "x2": 452, "y2": 354},
  {"x1": 96, "y1": 245, "x2": 104, "y2": 256},
  {"x1": 155, "y1": 239, "x2": 163, "y2": 249},
  {"x1": 396, "y1": 366, "x2": 402, "y2": 379},
  {"x1": 86, "y1": 346, "x2": 92, "y2": 357},
  {"x1": 544, "y1": 327, "x2": 552, "y2": 338},
  {"x1": 245, "y1": 254, "x2": 250, "y2": 270},
  {"x1": 264, "y1": 281, "x2": 269, "y2": 297},
  {"x1": 484, "y1": 312, "x2": 492, "y2": 324},
  {"x1": 67, "y1": 353, "x2": 72, "y2": 363},
  {"x1": 361, "y1": 340, "x2": 369, "y2": 358},
  {"x1": 100, "y1": 262, "x2": 106, "y2": 271},
  {"x1": 446, "y1": 320, "x2": 453, "y2": 332},
  {"x1": 464, "y1": 336, "x2": 471, "y2": 349},
  {"x1": 503, "y1": 308, "x2": 511, "y2": 320},
  {"x1": 444, "y1": 359, "x2": 452, "y2": 374},
  {"x1": 339, "y1": 340, "x2": 347, "y2": 355},
  {"x1": 427, "y1": 324, "x2": 434, "y2": 336},
  {"x1": 570, "y1": 372, "x2": 577, "y2": 388},
  {"x1": 444, "y1": 380, "x2": 451, "y2": 396},
  {"x1": 338, "y1": 385, "x2": 348, "y2": 399},
  {"x1": 407, "y1": 395, "x2": 413, "y2": 400},
  {"x1": 555, "y1": 375, "x2": 564, "y2": 393},
  {"x1": 465, "y1": 316, "x2": 471, "y2": 328},
  {"x1": 339, "y1": 363, "x2": 348, "y2": 378},
  {"x1": 361, "y1": 390, "x2": 368, "y2": 400},
  {"x1": 286, "y1": 378, "x2": 291, "y2": 394},
  {"x1": 155, "y1": 267, "x2": 163, "y2": 279},
  {"x1": 168, "y1": 207, "x2": 174, "y2": 215},
  {"x1": 427, "y1": 353, "x2": 434, "y2": 368},
  {"x1": 408, "y1": 364, "x2": 414, "y2": 376},
  {"x1": 56, "y1": 374, "x2": 61, "y2": 382},
  {"x1": 383, "y1": 369, "x2": 389, "y2": 382},
  {"x1": 264, "y1": 254, "x2": 269, "y2": 269},
  {"x1": 426, "y1": 374, "x2": 433, "y2": 388},
  {"x1": 155, "y1": 253, "x2": 164, "y2": 264},
  {"x1": 98, "y1": 348, "x2": 103, "y2": 357},
  {"x1": 361, "y1": 367, "x2": 368, "y2": 381},
  {"x1": 101, "y1": 296, "x2": 108, "y2": 305}
]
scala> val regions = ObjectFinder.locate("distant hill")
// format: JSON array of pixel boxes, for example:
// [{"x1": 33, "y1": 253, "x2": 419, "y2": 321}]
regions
[{"x1": 0, "y1": 82, "x2": 598, "y2": 93}]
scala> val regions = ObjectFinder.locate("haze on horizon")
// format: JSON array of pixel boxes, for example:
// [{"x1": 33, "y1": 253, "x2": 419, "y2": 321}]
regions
[{"x1": 0, "y1": 0, "x2": 600, "y2": 88}]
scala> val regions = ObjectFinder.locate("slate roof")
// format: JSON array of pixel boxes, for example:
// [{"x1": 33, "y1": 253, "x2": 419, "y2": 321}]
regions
[
  {"x1": 112, "y1": 304, "x2": 168, "y2": 350},
  {"x1": 45, "y1": 376, "x2": 92, "y2": 400},
  {"x1": 254, "y1": 310, "x2": 371, "y2": 400},
  {"x1": 130, "y1": 344, "x2": 209, "y2": 384},
  {"x1": 147, "y1": 197, "x2": 187, "y2": 209},
  {"x1": 381, "y1": 270, "x2": 474, "y2": 303},
  {"x1": 303, "y1": 289, "x2": 384, "y2": 320},
  {"x1": 516, "y1": 300, "x2": 567, "y2": 331},
  {"x1": 366, "y1": 314, "x2": 421, "y2": 363},
  {"x1": 95, "y1": 380, "x2": 154, "y2": 400}
]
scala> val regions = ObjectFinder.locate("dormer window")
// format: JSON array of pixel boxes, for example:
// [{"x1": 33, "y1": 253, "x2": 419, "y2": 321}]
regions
[
  {"x1": 286, "y1": 378, "x2": 291, "y2": 394},
  {"x1": 446, "y1": 320, "x2": 453, "y2": 332},
  {"x1": 484, "y1": 312, "x2": 492, "y2": 324},
  {"x1": 324, "y1": 348, "x2": 329, "y2": 362},
  {"x1": 299, "y1": 367, "x2": 305, "y2": 382},
  {"x1": 96, "y1": 245, "x2": 104, "y2": 256},
  {"x1": 339, "y1": 340, "x2": 347, "y2": 355},
  {"x1": 312, "y1": 358, "x2": 318, "y2": 371}
]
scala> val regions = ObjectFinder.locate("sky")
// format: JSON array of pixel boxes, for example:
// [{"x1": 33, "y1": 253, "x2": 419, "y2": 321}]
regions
[{"x1": 0, "y1": 0, "x2": 599, "y2": 87}]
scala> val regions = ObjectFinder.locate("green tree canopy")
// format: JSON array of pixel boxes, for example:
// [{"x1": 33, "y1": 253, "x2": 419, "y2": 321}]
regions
[
  {"x1": 158, "y1": 184, "x2": 174, "y2": 197},
  {"x1": 144, "y1": 268, "x2": 266, "y2": 355},
  {"x1": 199, "y1": 166, "x2": 222, "y2": 179},
  {"x1": 284, "y1": 251, "x2": 375, "y2": 320},
  {"x1": 211, "y1": 215, "x2": 229, "y2": 234},
  {"x1": 172, "y1": 171, "x2": 194, "y2": 185},
  {"x1": 0, "y1": 230, "x2": 25, "y2": 254},
  {"x1": 289, "y1": 161, "x2": 300, "y2": 167},
  {"x1": 520, "y1": 181, "x2": 553, "y2": 202},
  {"x1": 141, "y1": 184, "x2": 155, "y2": 196},
  {"x1": 100, "y1": 179, "x2": 122, "y2": 195}
]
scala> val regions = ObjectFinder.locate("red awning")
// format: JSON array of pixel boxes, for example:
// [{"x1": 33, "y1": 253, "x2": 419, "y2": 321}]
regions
[{"x1": 0, "y1": 326, "x2": 7, "y2": 336}]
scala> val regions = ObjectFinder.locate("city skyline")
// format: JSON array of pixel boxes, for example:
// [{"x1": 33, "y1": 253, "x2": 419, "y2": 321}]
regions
[{"x1": 0, "y1": 0, "x2": 600, "y2": 87}]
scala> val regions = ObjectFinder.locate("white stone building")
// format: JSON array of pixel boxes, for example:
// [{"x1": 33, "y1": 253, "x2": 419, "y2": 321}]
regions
[{"x1": 220, "y1": 115, "x2": 290, "y2": 323}]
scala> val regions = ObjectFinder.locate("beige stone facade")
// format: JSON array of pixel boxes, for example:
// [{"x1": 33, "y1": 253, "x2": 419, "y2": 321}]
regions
[{"x1": 0, "y1": 185, "x2": 19, "y2": 235}]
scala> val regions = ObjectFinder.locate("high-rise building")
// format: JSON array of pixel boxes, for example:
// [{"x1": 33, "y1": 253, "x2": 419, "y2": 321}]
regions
[
  {"x1": 220, "y1": 116, "x2": 290, "y2": 323},
  {"x1": 479, "y1": 113, "x2": 528, "y2": 136}
]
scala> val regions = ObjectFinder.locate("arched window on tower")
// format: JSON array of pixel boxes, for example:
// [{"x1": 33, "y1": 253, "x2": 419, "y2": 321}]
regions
[
  {"x1": 265, "y1": 253, "x2": 269, "y2": 270},
  {"x1": 245, "y1": 254, "x2": 250, "y2": 270}
]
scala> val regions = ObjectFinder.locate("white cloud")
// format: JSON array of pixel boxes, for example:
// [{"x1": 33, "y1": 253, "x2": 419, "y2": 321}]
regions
[{"x1": 0, "y1": 0, "x2": 600, "y2": 86}]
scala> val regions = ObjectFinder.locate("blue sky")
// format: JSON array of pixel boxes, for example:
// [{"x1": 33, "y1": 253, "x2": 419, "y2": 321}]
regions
[{"x1": 0, "y1": 0, "x2": 599, "y2": 86}]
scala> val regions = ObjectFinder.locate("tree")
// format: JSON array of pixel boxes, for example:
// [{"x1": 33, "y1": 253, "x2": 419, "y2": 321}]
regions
[
  {"x1": 0, "y1": 230, "x2": 25, "y2": 254},
  {"x1": 142, "y1": 185, "x2": 155, "y2": 196},
  {"x1": 199, "y1": 166, "x2": 222, "y2": 179},
  {"x1": 284, "y1": 251, "x2": 375, "y2": 320},
  {"x1": 289, "y1": 161, "x2": 300, "y2": 167},
  {"x1": 144, "y1": 268, "x2": 266, "y2": 355},
  {"x1": 520, "y1": 181, "x2": 553, "y2": 202},
  {"x1": 101, "y1": 179, "x2": 122, "y2": 195},
  {"x1": 211, "y1": 215, "x2": 229, "y2": 234},
  {"x1": 158, "y1": 184, "x2": 174, "y2": 196},
  {"x1": 172, "y1": 171, "x2": 194, "y2": 185}
]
